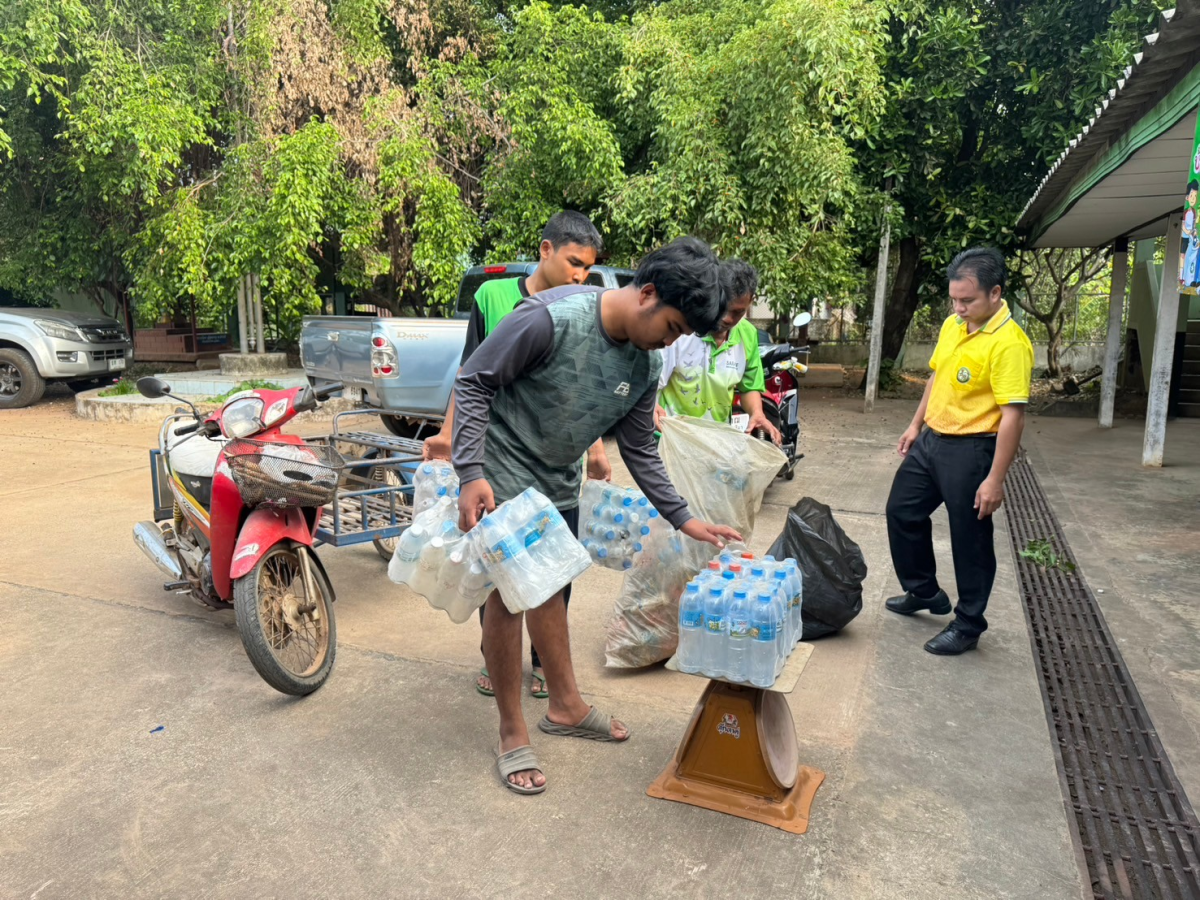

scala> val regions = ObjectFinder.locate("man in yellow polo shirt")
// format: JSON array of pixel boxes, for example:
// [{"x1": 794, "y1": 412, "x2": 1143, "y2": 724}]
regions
[{"x1": 884, "y1": 247, "x2": 1033, "y2": 655}]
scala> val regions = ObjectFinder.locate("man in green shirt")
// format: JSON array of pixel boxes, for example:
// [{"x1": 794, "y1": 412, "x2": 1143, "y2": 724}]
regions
[
  {"x1": 422, "y1": 211, "x2": 611, "y2": 699},
  {"x1": 655, "y1": 259, "x2": 781, "y2": 443}
]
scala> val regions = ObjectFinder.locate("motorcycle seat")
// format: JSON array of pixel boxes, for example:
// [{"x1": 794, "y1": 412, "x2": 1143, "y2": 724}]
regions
[{"x1": 167, "y1": 429, "x2": 226, "y2": 479}]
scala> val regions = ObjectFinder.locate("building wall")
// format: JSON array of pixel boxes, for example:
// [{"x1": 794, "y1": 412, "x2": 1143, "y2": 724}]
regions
[{"x1": 808, "y1": 340, "x2": 1108, "y2": 372}]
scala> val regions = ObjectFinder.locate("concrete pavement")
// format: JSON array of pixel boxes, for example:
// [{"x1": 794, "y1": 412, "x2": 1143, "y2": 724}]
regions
[{"x1": 0, "y1": 387, "x2": 1090, "y2": 898}]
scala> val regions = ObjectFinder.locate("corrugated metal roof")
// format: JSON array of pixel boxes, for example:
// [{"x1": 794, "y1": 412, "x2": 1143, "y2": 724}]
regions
[{"x1": 1017, "y1": 0, "x2": 1200, "y2": 232}]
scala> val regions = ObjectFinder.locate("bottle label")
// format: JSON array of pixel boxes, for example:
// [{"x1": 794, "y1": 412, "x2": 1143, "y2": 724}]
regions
[
  {"x1": 756, "y1": 622, "x2": 777, "y2": 641},
  {"x1": 729, "y1": 617, "x2": 751, "y2": 639},
  {"x1": 486, "y1": 535, "x2": 522, "y2": 563},
  {"x1": 704, "y1": 615, "x2": 724, "y2": 634},
  {"x1": 681, "y1": 608, "x2": 704, "y2": 629}
]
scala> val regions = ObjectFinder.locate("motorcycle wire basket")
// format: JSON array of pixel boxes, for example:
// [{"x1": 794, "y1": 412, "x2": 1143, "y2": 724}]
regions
[{"x1": 223, "y1": 439, "x2": 346, "y2": 509}]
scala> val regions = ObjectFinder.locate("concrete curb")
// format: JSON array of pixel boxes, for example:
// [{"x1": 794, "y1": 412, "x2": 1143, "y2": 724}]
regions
[{"x1": 75, "y1": 388, "x2": 360, "y2": 425}]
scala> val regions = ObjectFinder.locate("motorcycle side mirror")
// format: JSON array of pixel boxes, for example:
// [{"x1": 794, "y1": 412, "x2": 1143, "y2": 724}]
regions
[
  {"x1": 792, "y1": 312, "x2": 813, "y2": 328},
  {"x1": 137, "y1": 376, "x2": 171, "y2": 399}
]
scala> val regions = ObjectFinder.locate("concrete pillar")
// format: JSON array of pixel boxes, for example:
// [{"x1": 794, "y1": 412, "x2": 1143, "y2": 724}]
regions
[
  {"x1": 1142, "y1": 212, "x2": 1183, "y2": 467},
  {"x1": 236, "y1": 277, "x2": 249, "y2": 355},
  {"x1": 1098, "y1": 238, "x2": 1129, "y2": 429},
  {"x1": 864, "y1": 212, "x2": 891, "y2": 413}
]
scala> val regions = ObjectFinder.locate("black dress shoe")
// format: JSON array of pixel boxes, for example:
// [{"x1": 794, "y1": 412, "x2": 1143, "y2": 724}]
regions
[
  {"x1": 924, "y1": 625, "x2": 979, "y2": 656},
  {"x1": 885, "y1": 589, "x2": 951, "y2": 616}
]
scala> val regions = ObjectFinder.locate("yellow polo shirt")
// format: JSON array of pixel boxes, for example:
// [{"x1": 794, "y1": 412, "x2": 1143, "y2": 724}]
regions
[{"x1": 924, "y1": 301, "x2": 1033, "y2": 436}]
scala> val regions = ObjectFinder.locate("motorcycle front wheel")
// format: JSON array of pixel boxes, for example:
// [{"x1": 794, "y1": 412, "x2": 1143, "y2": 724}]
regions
[{"x1": 233, "y1": 544, "x2": 336, "y2": 695}]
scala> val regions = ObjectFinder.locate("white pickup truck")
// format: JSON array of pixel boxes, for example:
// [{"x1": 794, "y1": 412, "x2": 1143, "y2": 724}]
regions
[
  {"x1": 300, "y1": 263, "x2": 635, "y2": 436},
  {"x1": 0, "y1": 307, "x2": 133, "y2": 409}
]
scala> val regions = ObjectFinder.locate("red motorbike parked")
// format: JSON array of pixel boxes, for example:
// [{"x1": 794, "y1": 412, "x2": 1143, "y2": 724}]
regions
[{"x1": 133, "y1": 376, "x2": 345, "y2": 695}]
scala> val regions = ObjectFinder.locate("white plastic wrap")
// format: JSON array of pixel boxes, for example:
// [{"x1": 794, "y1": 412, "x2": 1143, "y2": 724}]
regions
[
  {"x1": 387, "y1": 495, "x2": 494, "y2": 623},
  {"x1": 412, "y1": 461, "x2": 460, "y2": 514},
  {"x1": 658, "y1": 416, "x2": 787, "y2": 542},
  {"x1": 477, "y1": 487, "x2": 592, "y2": 614}
]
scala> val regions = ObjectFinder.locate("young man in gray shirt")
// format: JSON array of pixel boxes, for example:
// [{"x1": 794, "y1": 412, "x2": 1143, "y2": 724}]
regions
[{"x1": 453, "y1": 236, "x2": 742, "y2": 794}]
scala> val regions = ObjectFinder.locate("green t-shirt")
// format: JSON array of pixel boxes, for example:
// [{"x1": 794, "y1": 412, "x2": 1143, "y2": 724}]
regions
[
  {"x1": 657, "y1": 318, "x2": 765, "y2": 423},
  {"x1": 460, "y1": 276, "x2": 530, "y2": 366}
]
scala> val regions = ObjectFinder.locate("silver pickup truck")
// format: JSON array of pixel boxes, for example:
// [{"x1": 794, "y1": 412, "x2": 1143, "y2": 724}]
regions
[
  {"x1": 301, "y1": 263, "x2": 635, "y2": 436},
  {"x1": 0, "y1": 307, "x2": 133, "y2": 409}
]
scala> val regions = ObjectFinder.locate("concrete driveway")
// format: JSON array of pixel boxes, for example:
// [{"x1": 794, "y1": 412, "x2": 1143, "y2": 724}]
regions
[{"x1": 1, "y1": 387, "x2": 1082, "y2": 899}]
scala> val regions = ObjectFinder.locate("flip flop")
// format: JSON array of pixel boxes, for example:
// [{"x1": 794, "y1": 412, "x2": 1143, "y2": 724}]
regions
[
  {"x1": 475, "y1": 668, "x2": 494, "y2": 697},
  {"x1": 537, "y1": 706, "x2": 630, "y2": 743},
  {"x1": 495, "y1": 745, "x2": 546, "y2": 795},
  {"x1": 530, "y1": 671, "x2": 549, "y2": 699}
]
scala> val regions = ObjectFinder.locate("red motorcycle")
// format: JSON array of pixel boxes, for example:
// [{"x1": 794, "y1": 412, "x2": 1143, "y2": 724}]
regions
[{"x1": 133, "y1": 376, "x2": 345, "y2": 695}]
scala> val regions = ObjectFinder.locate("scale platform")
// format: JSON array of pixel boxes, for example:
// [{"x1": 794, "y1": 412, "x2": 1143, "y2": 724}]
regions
[{"x1": 649, "y1": 643, "x2": 825, "y2": 834}]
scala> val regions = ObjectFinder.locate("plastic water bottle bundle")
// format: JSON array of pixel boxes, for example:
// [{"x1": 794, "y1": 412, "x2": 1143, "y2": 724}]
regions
[
  {"x1": 387, "y1": 494, "x2": 495, "y2": 623},
  {"x1": 579, "y1": 481, "x2": 654, "y2": 570},
  {"x1": 675, "y1": 550, "x2": 805, "y2": 687},
  {"x1": 477, "y1": 487, "x2": 592, "y2": 614},
  {"x1": 412, "y1": 462, "x2": 460, "y2": 514}
]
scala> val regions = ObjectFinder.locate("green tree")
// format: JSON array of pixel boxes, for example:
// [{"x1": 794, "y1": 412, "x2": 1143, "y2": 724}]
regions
[{"x1": 860, "y1": 0, "x2": 1172, "y2": 365}]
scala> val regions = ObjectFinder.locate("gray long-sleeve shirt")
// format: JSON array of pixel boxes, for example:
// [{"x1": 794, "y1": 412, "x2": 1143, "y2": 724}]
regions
[{"x1": 451, "y1": 286, "x2": 693, "y2": 530}]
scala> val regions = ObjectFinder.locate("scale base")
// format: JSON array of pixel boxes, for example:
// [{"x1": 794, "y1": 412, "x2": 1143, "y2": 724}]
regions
[
  {"x1": 647, "y1": 763, "x2": 825, "y2": 834},
  {"x1": 646, "y1": 680, "x2": 825, "y2": 834}
]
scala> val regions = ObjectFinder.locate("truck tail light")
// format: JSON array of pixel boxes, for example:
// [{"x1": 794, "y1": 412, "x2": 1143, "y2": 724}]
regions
[
  {"x1": 371, "y1": 333, "x2": 399, "y2": 379},
  {"x1": 483, "y1": 266, "x2": 507, "y2": 274}
]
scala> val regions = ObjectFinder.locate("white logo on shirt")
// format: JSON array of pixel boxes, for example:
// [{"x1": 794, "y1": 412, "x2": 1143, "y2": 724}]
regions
[{"x1": 614, "y1": 382, "x2": 631, "y2": 396}]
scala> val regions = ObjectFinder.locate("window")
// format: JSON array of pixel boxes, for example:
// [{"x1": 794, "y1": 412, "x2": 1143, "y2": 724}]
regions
[
  {"x1": 616, "y1": 273, "x2": 636, "y2": 288},
  {"x1": 585, "y1": 271, "x2": 605, "y2": 287},
  {"x1": 455, "y1": 273, "x2": 511, "y2": 317}
]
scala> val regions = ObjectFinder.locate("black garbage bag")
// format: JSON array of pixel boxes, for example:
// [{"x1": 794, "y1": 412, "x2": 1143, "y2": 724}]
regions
[{"x1": 767, "y1": 497, "x2": 867, "y2": 639}]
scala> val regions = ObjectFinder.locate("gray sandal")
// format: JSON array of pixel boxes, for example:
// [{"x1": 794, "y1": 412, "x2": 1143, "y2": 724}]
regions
[
  {"x1": 537, "y1": 706, "x2": 630, "y2": 743},
  {"x1": 495, "y1": 745, "x2": 546, "y2": 795}
]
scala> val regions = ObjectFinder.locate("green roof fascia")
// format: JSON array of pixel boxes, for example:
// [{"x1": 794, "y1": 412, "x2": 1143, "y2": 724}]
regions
[{"x1": 1030, "y1": 63, "x2": 1200, "y2": 243}]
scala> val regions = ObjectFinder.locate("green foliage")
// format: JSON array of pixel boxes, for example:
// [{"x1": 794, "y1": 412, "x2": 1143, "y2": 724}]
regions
[
  {"x1": 1019, "y1": 538, "x2": 1077, "y2": 573},
  {"x1": 206, "y1": 380, "x2": 284, "y2": 403},
  {"x1": 98, "y1": 377, "x2": 139, "y2": 397}
]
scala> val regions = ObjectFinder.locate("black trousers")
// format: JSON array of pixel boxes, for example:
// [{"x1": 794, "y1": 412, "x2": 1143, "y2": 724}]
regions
[
  {"x1": 886, "y1": 428, "x2": 997, "y2": 637},
  {"x1": 478, "y1": 506, "x2": 578, "y2": 669}
]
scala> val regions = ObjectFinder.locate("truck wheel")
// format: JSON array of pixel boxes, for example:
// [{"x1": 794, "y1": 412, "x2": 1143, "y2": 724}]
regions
[
  {"x1": 233, "y1": 544, "x2": 336, "y2": 696},
  {"x1": 371, "y1": 464, "x2": 409, "y2": 562},
  {"x1": 0, "y1": 348, "x2": 46, "y2": 409},
  {"x1": 381, "y1": 414, "x2": 433, "y2": 441}
]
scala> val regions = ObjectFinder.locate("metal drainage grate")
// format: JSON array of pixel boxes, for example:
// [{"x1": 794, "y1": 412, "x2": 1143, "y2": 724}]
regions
[{"x1": 1003, "y1": 455, "x2": 1200, "y2": 900}]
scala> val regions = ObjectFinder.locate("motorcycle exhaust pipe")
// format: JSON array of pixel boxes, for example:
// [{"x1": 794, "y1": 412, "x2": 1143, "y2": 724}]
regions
[{"x1": 134, "y1": 521, "x2": 183, "y2": 581}]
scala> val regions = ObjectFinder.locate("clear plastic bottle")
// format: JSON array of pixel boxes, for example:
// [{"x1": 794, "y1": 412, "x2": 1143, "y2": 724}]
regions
[
  {"x1": 387, "y1": 519, "x2": 428, "y2": 585},
  {"x1": 701, "y1": 584, "x2": 729, "y2": 678},
  {"x1": 750, "y1": 591, "x2": 780, "y2": 688},
  {"x1": 785, "y1": 559, "x2": 804, "y2": 643},
  {"x1": 725, "y1": 588, "x2": 753, "y2": 682},
  {"x1": 410, "y1": 533, "x2": 447, "y2": 597},
  {"x1": 773, "y1": 568, "x2": 792, "y2": 657},
  {"x1": 677, "y1": 582, "x2": 705, "y2": 673}
]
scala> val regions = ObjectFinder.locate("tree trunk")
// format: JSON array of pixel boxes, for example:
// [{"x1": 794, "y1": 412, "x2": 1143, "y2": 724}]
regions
[
  {"x1": 881, "y1": 235, "x2": 924, "y2": 363},
  {"x1": 1046, "y1": 318, "x2": 1064, "y2": 377}
]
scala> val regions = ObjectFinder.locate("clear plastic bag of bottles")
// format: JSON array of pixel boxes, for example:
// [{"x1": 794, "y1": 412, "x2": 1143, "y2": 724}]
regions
[
  {"x1": 580, "y1": 480, "x2": 659, "y2": 571},
  {"x1": 387, "y1": 494, "x2": 495, "y2": 623},
  {"x1": 603, "y1": 511, "x2": 695, "y2": 668},
  {"x1": 658, "y1": 416, "x2": 787, "y2": 542},
  {"x1": 412, "y1": 461, "x2": 460, "y2": 515},
  {"x1": 477, "y1": 487, "x2": 592, "y2": 614}
]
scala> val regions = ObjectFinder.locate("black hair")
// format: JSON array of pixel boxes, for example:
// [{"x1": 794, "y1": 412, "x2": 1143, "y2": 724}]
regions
[
  {"x1": 634, "y1": 236, "x2": 724, "y2": 335},
  {"x1": 541, "y1": 210, "x2": 603, "y2": 253},
  {"x1": 721, "y1": 258, "x2": 758, "y2": 302},
  {"x1": 1188, "y1": 180, "x2": 1199, "y2": 194},
  {"x1": 947, "y1": 246, "x2": 1007, "y2": 293}
]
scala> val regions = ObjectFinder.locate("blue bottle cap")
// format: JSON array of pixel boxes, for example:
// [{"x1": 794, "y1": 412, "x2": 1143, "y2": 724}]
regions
[{"x1": 733, "y1": 590, "x2": 748, "y2": 600}]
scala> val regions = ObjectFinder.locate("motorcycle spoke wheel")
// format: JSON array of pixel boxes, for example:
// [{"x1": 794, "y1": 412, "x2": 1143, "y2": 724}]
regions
[{"x1": 234, "y1": 545, "x2": 336, "y2": 695}]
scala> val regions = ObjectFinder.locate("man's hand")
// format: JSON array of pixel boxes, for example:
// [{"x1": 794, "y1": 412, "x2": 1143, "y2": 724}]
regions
[
  {"x1": 422, "y1": 428, "x2": 452, "y2": 461},
  {"x1": 974, "y1": 476, "x2": 1005, "y2": 519},
  {"x1": 458, "y1": 479, "x2": 496, "y2": 531},
  {"x1": 654, "y1": 404, "x2": 668, "y2": 430},
  {"x1": 586, "y1": 443, "x2": 612, "y2": 482},
  {"x1": 747, "y1": 412, "x2": 782, "y2": 446},
  {"x1": 680, "y1": 519, "x2": 743, "y2": 548},
  {"x1": 897, "y1": 424, "x2": 921, "y2": 457}
]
